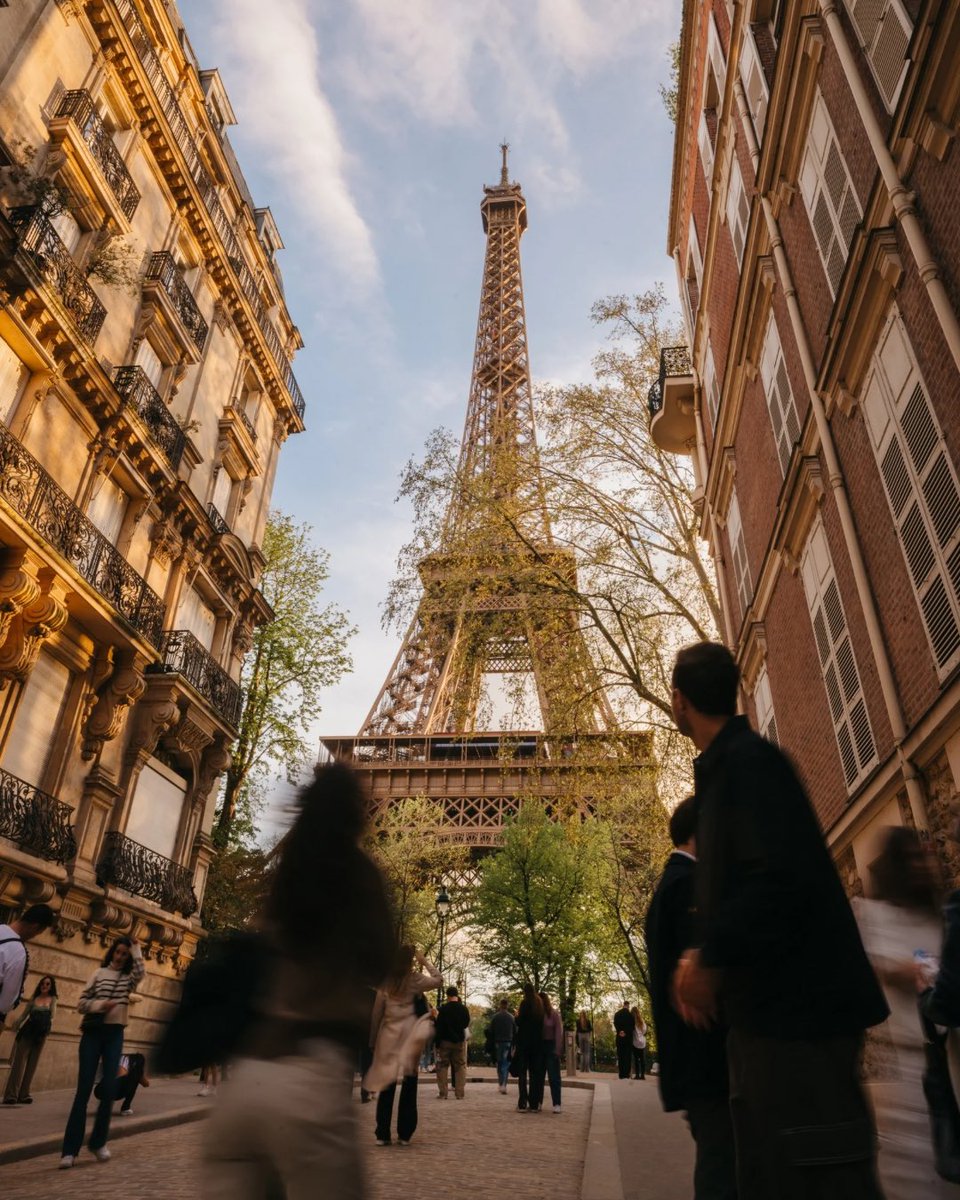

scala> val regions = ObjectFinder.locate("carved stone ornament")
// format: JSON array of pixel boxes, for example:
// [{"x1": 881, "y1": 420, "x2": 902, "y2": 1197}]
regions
[
  {"x1": 0, "y1": 569, "x2": 69, "y2": 689},
  {"x1": 150, "y1": 516, "x2": 184, "y2": 567},
  {"x1": 0, "y1": 560, "x2": 41, "y2": 648},
  {"x1": 124, "y1": 678, "x2": 181, "y2": 770},
  {"x1": 194, "y1": 735, "x2": 232, "y2": 806},
  {"x1": 82, "y1": 651, "x2": 147, "y2": 762},
  {"x1": 232, "y1": 620, "x2": 254, "y2": 656}
]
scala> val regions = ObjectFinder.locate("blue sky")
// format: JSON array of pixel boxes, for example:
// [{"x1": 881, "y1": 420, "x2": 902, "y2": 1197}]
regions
[{"x1": 179, "y1": 0, "x2": 683, "y2": 813}]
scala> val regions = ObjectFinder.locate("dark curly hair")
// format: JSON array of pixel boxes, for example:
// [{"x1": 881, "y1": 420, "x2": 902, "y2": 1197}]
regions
[{"x1": 102, "y1": 937, "x2": 135, "y2": 974}]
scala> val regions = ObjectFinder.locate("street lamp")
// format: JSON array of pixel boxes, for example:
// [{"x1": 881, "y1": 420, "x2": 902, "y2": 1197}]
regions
[{"x1": 435, "y1": 885, "x2": 451, "y2": 1005}]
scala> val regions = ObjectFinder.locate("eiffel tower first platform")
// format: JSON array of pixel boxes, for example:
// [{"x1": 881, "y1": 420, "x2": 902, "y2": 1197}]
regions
[{"x1": 322, "y1": 150, "x2": 651, "y2": 847}]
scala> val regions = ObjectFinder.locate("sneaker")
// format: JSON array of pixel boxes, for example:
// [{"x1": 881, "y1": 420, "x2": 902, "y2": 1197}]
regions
[
  {"x1": 140, "y1": 1076, "x2": 151, "y2": 1088},
  {"x1": 398, "y1": 1139, "x2": 411, "y2": 1146},
  {"x1": 375, "y1": 1139, "x2": 390, "y2": 1147},
  {"x1": 499, "y1": 1084, "x2": 507, "y2": 1093},
  {"x1": 436, "y1": 1093, "x2": 447, "y2": 1100},
  {"x1": 2, "y1": 1098, "x2": 16, "y2": 1105},
  {"x1": 120, "y1": 1108, "x2": 134, "y2": 1116},
  {"x1": 553, "y1": 1105, "x2": 561, "y2": 1113},
  {"x1": 21, "y1": 1097, "x2": 33, "y2": 1104},
  {"x1": 59, "y1": 1156, "x2": 75, "y2": 1169},
  {"x1": 94, "y1": 1147, "x2": 111, "y2": 1162},
  {"x1": 197, "y1": 1086, "x2": 211, "y2": 1097}
]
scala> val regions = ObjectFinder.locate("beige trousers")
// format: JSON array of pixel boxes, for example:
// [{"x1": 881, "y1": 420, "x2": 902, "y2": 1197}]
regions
[
  {"x1": 3, "y1": 1036, "x2": 45, "y2": 1101},
  {"x1": 435, "y1": 1039, "x2": 467, "y2": 1098},
  {"x1": 204, "y1": 1041, "x2": 363, "y2": 1200}
]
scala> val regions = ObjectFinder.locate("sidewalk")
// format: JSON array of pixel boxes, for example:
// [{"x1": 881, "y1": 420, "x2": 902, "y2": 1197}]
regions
[{"x1": 0, "y1": 1075, "x2": 209, "y2": 1166}]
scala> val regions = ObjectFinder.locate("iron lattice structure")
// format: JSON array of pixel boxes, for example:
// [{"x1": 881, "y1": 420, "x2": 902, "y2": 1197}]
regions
[{"x1": 323, "y1": 151, "x2": 649, "y2": 845}]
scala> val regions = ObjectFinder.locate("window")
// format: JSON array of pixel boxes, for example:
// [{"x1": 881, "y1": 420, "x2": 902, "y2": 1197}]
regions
[
  {"x1": 726, "y1": 152, "x2": 750, "y2": 266},
  {"x1": 1, "y1": 651, "x2": 73, "y2": 788},
  {"x1": 125, "y1": 757, "x2": 186, "y2": 860},
  {"x1": 86, "y1": 473, "x2": 128, "y2": 544},
  {"x1": 739, "y1": 25, "x2": 769, "y2": 143},
  {"x1": 699, "y1": 110, "x2": 715, "y2": 187},
  {"x1": 686, "y1": 218, "x2": 703, "y2": 328},
  {"x1": 760, "y1": 314, "x2": 801, "y2": 475},
  {"x1": 708, "y1": 15, "x2": 727, "y2": 100},
  {"x1": 704, "y1": 341, "x2": 721, "y2": 431},
  {"x1": 727, "y1": 488, "x2": 752, "y2": 620},
  {"x1": 753, "y1": 662, "x2": 779, "y2": 744},
  {"x1": 211, "y1": 466, "x2": 233, "y2": 518},
  {"x1": 844, "y1": 0, "x2": 912, "y2": 111},
  {"x1": 861, "y1": 309, "x2": 960, "y2": 673},
  {"x1": 0, "y1": 338, "x2": 28, "y2": 426},
  {"x1": 800, "y1": 519, "x2": 877, "y2": 788},
  {"x1": 134, "y1": 339, "x2": 164, "y2": 389},
  {"x1": 177, "y1": 585, "x2": 217, "y2": 650},
  {"x1": 799, "y1": 91, "x2": 862, "y2": 297},
  {"x1": 51, "y1": 209, "x2": 82, "y2": 255}
]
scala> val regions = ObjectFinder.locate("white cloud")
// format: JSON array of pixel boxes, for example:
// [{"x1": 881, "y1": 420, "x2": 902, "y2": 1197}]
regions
[{"x1": 207, "y1": 0, "x2": 380, "y2": 296}]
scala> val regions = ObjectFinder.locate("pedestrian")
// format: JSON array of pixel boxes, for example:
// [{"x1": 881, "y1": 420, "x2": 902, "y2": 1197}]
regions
[
  {"x1": 2, "y1": 974, "x2": 57, "y2": 1105},
  {"x1": 538, "y1": 992, "x2": 564, "y2": 1113},
  {"x1": 60, "y1": 935, "x2": 145, "y2": 1168},
  {"x1": 434, "y1": 984, "x2": 470, "y2": 1100},
  {"x1": 491, "y1": 998, "x2": 515, "y2": 1093},
  {"x1": 204, "y1": 763, "x2": 396, "y2": 1198},
  {"x1": 513, "y1": 983, "x2": 544, "y2": 1111},
  {"x1": 197, "y1": 1063, "x2": 221, "y2": 1097},
  {"x1": 94, "y1": 1051, "x2": 151, "y2": 1116},
  {"x1": 670, "y1": 641, "x2": 888, "y2": 1199},
  {"x1": 854, "y1": 826, "x2": 954, "y2": 1199},
  {"x1": 645, "y1": 794, "x2": 736, "y2": 1199},
  {"x1": 575, "y1": 1011, "x2": 593, "y2": 1072},
  {"x1": 630, "y1": 1006, "x2": 647, "y2": 1079},
  {"x1": 365, "y1": 944, "x2": 441, "y2": 1145},
  {"x1": 0, "y1": 904, "x2": 55, "y2": 1026},
  {"x1": 613, "y1": 1000, "x2": 635, "y2": 1080}
]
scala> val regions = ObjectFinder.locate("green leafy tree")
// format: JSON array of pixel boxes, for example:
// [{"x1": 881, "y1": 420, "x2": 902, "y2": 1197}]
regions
[{"x1": 659, "y1": 40, "x2": 682, "y2": 124}]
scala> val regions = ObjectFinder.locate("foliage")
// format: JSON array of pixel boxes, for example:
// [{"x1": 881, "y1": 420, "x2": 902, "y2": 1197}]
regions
[
  {"x1": 201, "y1": 841, "x2": 272, "y2": 936},
  {"x1": 0, "y1": 138, "x2": 71, "y2": 215},
  {"x1": 86, "y1": 232, "x2": 142, "y2": 293},
  {"x1": 214, "y1": 512, "x2": 355, "y2": 847},
  {"x1": 659, "y1": 40, "x2": 682, "y2": 124}
]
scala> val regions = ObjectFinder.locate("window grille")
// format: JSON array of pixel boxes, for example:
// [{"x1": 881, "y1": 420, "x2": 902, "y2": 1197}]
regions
[
  {"x1": 844, "y1": 0, "x2": 912, "y2": 111},
  {"x1": 799, "y1": 91, "x2": 862, "y2": 297}
]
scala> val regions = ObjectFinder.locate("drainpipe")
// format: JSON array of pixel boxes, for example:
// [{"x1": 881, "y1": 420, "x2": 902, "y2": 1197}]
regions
[
  {"x1": 760, "y1": 194, "x2": 928, "y2": 829},
  {"x1": 819, "y1": 0, "x2": 960, "y2": 375}
]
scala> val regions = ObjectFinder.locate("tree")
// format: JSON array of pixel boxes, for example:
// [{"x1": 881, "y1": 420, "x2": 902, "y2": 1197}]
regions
[
  {"x1": 659, "y1": 40, "x2": 682, "y2": 124},
  {"x1": 214, "y1": 512, "x2": 355, "y2": 847}
]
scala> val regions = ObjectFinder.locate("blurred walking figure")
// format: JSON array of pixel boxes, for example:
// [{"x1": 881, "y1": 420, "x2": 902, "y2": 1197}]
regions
[
  {"x1": 3, "y1": 975, "x2": 57, "y2": 1104},
  {"x1": 576, "y1": 1012, "x2": 593, "y2": 1072},
  {"x1": 854, "y1": 827, "x2": 955, "y2": 1199},
  {"x1": 670, "y1": 642, "x2": 888, "y2": 1200},
  {"x1": 0, "y1": 904, "x2": 55, "y2": 1025},
  {"x1": 364, "y1": 945, "x2": 441, "y2": 1144},
  {"x1": 197, "y1": 1063, "x2": 221, "y2": 1097},
  {"x1": 514, "y1": 984, "x2": 544, "y2": 1111},
  {"x1": 204, "y1": 764, "x2": 395, "y2": 1199},
  {"x1": 613, "y1": 1000, "x2": 635, "y2": 1080},
  {"x1": 630, "y1": 1007, "x2": 647, "y2": 1080},
  {"x1": 538, "y1": 992, "x2": 564, "y2": 1113},
  {"x1": 646, "y1": 795, "x2": 736, "y2": 1200},
  {"x1": 434, "y1": 984, "x2": 470, "y2": 1100},
  {"x1": 491, "y1": 999, "x2": 515, "y2": 1093},
  {"x1": 61, "y1": 936, "x2": 145, "y2": 1168}
]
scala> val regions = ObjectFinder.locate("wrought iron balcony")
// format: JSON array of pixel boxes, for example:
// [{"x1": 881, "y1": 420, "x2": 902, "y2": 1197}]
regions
[
  {"x1": 238, "y1": 408, "x2": 257, "y2": 442},
  {"x1": 8, "y1": 206, "x2": 106, "y2": 344},
  {"x1": 648, "y1": 345, "x2": 696, "y2": 455},
  {"x1": 111, "y1": 0, "x2": 305, "y2": 422},
  {"x1": 648, "y1": 345, "x2": 692, "y2": 419},
  {"x1": 0, "y1": 767, "x2": 76, "y2": 865},
  {"x1": 54, "y1": 90, "x2": 141, "y2": 220},
  {"x1": 206, "y1": 503, "x2": 230, "y2": 537},
  {"x1": 0, "y1": 423, "x2": 165, "y2": 646},
  {"x1": 113, "y1": 366, "x2": 186, "y2": 471},
  {"x1": 160, "y1": 629, "x2": 243, "y2": 728},
  {"x1": 144, "y1": 252, "x2": 208, "y2": 351},
  {"x1": 96, "y1": 830, "x2": 197, "y2": 917}
]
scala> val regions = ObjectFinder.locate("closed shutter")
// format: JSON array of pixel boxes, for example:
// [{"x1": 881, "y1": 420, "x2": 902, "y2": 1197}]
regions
[
  {"x1": 134, "y1": 339, "x2": 164, "y2": 388},
  {"x1": 1, "y1": 651, "x2": 73, "y2": 789},
  {"x1": 845, "y1": 0, "x2": 911, "y2": 111},
  {"x1": 753, "y1": 663, "x2": 779, "y2": 744},
  {"x1": 85, "y1": 473, "x2": 128, "y2": 545},
  {"x1": 727, "y1": 488, "x2": 753, "y2": 620},
  {"x1": 177, "y1": 585, "x2": 217, "y2": 650},
  {"x1": 726, "y1": 154, "x2": 750, "y2": 266},
  {"x1": 686, "y1": 218, "x2": 703, "y2": 324},
  {"x1": 760, "y1": 314, "x2": 801, "y2": 476},
  {"x1": 799, "y1": 91, "x2": 862, "y2": 297},
  {"x1": 211, "y1": 467, "x2": 232, "y2": 518},
  {"x1": 708, "y1": 15, "x2": 727, "y2": 99},
  {"x1": 51, "y1": 210, "x2": 81, "y2": 255},
  {"x1": 800, "y1": 519, "x2": 877, "y2": 789},
  {"x1": 739, "y1": 26, "x2": 768, "y2": 142},
  {"x1": 125, "y1": 757, "x2": 186, "y2": 860},
  {"x1": 698, "y1": 110, "x2": 715, "y2": 186},
  {"x1": 704, "y1": 341, "x2": 720, "y2": 431},
  {"x1": 862, "y1": 309, "x2": 960, "y2": 673},
  {"x1": 0, "y1": 339, "x2": 28, "y2": 426}
]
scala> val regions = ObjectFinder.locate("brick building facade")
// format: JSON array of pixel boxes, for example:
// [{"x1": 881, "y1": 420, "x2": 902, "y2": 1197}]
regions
[{"x1": 653, "y1": 0, "x2": 960, "y2": 887}]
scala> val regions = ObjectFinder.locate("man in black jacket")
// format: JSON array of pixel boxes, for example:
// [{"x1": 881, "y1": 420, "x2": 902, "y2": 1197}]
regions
[
  {"x1": 670, "y1": 642, "x2": 887, "y2": 1200},
  {"x1": 435, "y1": 986, "x2": 470, "y2": 1099},
  {"x1": 645, "y1": 795, "x2": 735, "y2": 1199},
  {"x1": 612, "y1": 1000, "x2": 634, "y2": 1079}
]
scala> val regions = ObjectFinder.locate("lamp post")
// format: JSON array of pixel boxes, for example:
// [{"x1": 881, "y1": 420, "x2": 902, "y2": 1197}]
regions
[{"x1": 435, "y1": 885, "x2": 451, "y2": 1006}]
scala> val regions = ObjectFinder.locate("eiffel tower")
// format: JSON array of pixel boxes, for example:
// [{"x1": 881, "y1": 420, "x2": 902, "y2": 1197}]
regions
[{"x1": 322, "y1": 149, "x2": 648, "y2": 846}]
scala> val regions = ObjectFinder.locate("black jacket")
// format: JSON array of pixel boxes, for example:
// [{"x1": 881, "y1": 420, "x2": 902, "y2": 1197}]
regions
[
  {"x1": 922, "y1": 888, "x2": 960, "y2": 1026},
  {"x1": 434, "y1": 998, "x2": 470, "y2": 1043},
  {"x1": 645, "y1": 851, "x2": 728, "y2": 1111},
  {"x1": 693, "y1": 716, "x2": 887, "y2": 1039},
  {"x1": 613, "y1": 1007, "x2": 634, "y2": 1037}
]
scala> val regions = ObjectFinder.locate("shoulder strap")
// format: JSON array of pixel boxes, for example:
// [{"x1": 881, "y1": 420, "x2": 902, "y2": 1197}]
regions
[{"x1": 0, "y1": 936, "x2": 23, "y2": 946}]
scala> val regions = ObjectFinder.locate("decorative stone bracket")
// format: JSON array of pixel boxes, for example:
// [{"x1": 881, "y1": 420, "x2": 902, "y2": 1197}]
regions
[
  {"x1": 82, "y1": 648, "x2": 147, "y2": 762},
  {"x1": 0, "y1": 565, "x2": 69, "y2": 689}
]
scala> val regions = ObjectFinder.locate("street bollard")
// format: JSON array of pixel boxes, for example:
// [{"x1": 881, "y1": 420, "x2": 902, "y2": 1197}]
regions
[{"x1": 565, "y1": 1030, "x2": 577, "y2": 1077}]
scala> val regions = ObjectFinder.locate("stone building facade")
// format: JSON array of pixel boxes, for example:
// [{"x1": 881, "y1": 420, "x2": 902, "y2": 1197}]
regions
[
  {"x1": 0, "y1": 0, "x2": 304, "y2": 1089},
  {"x1": 654, "y1": 0, "x2": 960, "y2": 889}
]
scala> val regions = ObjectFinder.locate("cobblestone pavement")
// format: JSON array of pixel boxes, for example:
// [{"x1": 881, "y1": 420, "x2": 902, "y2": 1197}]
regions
[{"x1": 0, "y1": 1082, "x2": 591, "y2": 1199}]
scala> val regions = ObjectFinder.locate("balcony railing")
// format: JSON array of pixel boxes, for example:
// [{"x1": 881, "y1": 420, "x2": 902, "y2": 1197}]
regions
[
  {"x1": 238, "y1": 408, "x2": 257, "y2": 442},
  {"x1": 0, "y1": 767, "x2": 76, "y2": 864},
  {"x1": 96, "y1": 831, "x2": 197, "y2": 917},
  {"x1": 9, "y1": 206, "x2": 106, "y2": 344},
  {"x1": 144, "y1": 252, "x2": 208, "y2": 352},
  {"x1": 54, "y1": 89, "x2": 141, "y2": 220},
  {"x1": 648, "y1": 345, "x2": 692, "y2": 419},
  {"x1": 113, "y1": 366, "x2": 186, "y2": 471},
  {"x1": 112, "y1": 0, "x2": 306, "y2": 421},
  {"x1": 160, "y1": 629, "x2": 243, "y2": 728},
  {"x1": 0, "y1": 423, "x2": 165, "y2": 647},
  {"x1": 206, "y1": 503, "x2": 230, "y2": 537}
]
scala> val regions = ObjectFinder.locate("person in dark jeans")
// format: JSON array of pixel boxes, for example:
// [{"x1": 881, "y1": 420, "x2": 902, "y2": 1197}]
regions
[
  {"x1": 490, "y1": 999, "x2": 515, "y2": 1093},
  {"x1": 514, "y1": 984, "x2": 544, "y2": 1111},
  {"x1": 613, "y1": 1001, "x2": 634, "y2": 1079},
  {"x1": 434, "y1": 986, "x2": 470, "y2": 1099}
]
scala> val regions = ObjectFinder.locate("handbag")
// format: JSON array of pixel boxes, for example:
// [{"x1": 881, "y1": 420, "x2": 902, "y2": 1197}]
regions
[{"x1": 921, "y1": 1016, "x2": 960, "y2": 1183}]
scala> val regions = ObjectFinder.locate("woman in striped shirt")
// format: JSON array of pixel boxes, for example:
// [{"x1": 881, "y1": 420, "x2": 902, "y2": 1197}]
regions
[{"x1": 60, "y1": 936, "x2": 144, "y2": 1169}]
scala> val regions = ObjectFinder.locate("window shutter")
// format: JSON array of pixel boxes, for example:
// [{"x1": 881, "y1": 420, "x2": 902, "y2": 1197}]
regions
[
  {"x1": 800, "y1": 520, "x2": 877, "y2": 788},
  {"x1": 846, "y1": 0, "x2": 911, "y2": 111},
  {"x1": 0, "y1": 339, "x2": 28, "y2": 426},
  {"x1": 125, "y1": 758, "x2": 187, "y2": 860},
  {"x1": 727, "y1": 489, "x2": 753, "y2": 620},
  {"x1": 760, "y1": 315, "x2": 801, "y2": 476},
  {"x1": 753, "y1": 663, "x2": 779, "y2": 744},
  {"x1": 739, "y1": 26, "x2": 768, "y2": 141},
  {"x1": 134, "y1": 339, "x2": 164, "y2": 387},
  {"x1": 1, "y1": 652, "x2": 73, "y2": 788},
  {"x1": 708, "y1": 15, "x2": 727, "y2": 98},
  {"x1": 699, "y1": 111, "x2": 715, "y2": 186},
  {"x1": 177, "y1": 585, "x2": 217, "y2": 650},
  {"x1": 726, "y1": 155, "x2": 750, "y2": 266},
  {"x1": 86, "y1": 473, "x2": 128, "y2": 545},
  {"x1": 800, "y1": 93, "x2": 862, "y2": 297},
  {"x1": 704, "y1": 341, "x2": 720, "y2": 430},
  {"x1": 862, "y1": 312, "x2": 960, "y2": 672}
]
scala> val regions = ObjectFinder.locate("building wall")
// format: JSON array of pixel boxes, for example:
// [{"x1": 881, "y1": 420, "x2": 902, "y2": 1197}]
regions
[
  {"x1": 657, "y1": 0, "x2": 960, "y2": 894},
  {"x1": 0, "y1": 0, "x2": 304, "y2": 1089}
]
